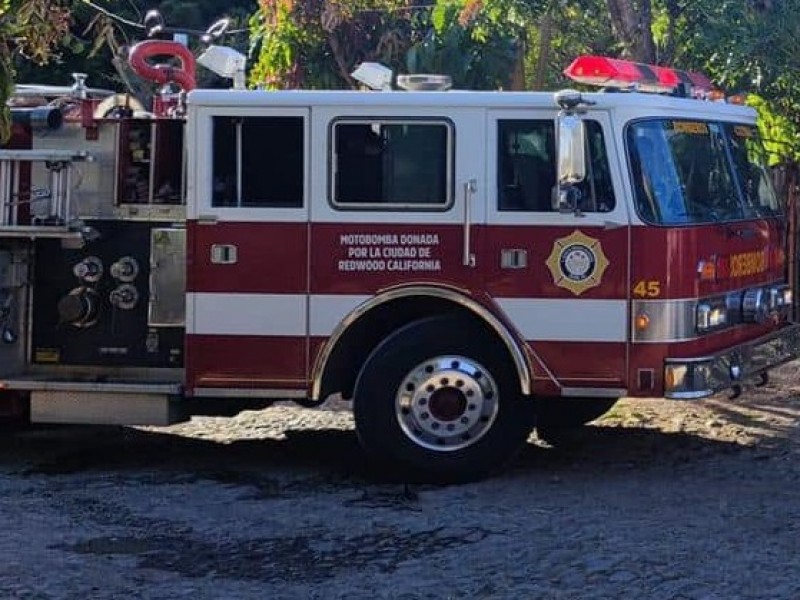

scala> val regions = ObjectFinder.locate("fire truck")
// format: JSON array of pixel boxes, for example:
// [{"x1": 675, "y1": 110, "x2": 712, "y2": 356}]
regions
[{"x1": 1, "y1": 29, "x2": 798, "y2": 481}]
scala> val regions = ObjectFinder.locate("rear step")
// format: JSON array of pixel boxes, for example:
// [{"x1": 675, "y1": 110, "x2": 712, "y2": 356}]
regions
[{"x1": 2, "y1": 378, "x2": 185, "y2": 426}]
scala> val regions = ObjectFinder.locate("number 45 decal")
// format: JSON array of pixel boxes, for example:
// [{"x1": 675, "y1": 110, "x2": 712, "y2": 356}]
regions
[{"x1": 633, "y1": 280, "x2": 661, "y2": 298}]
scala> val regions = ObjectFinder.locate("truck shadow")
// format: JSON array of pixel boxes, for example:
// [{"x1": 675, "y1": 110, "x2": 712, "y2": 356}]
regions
[
  {"x1": 0, "y1": 415, "x2": 764, "y2": 490},
  {"x1": 515, "y1": 424, "x2": 752, "y2": 473}
]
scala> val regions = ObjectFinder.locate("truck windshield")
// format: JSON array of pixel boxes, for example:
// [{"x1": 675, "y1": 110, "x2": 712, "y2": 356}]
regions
[{"x1": 627, "y1": 119, "x2": 780, "y2": 225}]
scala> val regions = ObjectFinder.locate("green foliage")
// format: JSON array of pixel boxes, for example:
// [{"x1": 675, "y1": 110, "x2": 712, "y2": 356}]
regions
[
  {"x1": 407, "y1": 1, "x2": 522, "y2": 89},
  {"x1": 747, "y1": 94, "x2": 800, "y2": 166},
  {"x1": 248, "y1": 0, "x2": 538, "y2": 90},
  {"x1": 526, "y1": 1, "x2": 617, "y2": 89},
  {"x1": 641, "y1": 0, "x2": 800, "y2": 165},
  {"x1": 249, "y1": 1, "x2": 432, "y2": 90},
  {"x1": 248, "y1": 0, "x2": 315, "y2": 88}
]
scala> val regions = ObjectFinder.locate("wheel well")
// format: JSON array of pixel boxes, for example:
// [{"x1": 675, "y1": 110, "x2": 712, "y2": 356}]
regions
[{"x1": 314, "y1": 294, "x2": 527, "y2": 402}]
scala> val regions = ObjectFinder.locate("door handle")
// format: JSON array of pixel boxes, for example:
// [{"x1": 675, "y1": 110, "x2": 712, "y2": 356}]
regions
[
  {"x1": 210, "y1": 244, "x2": 237, "y2": 264},
  {"x1": 197, "y1": 214, "x2": 218, "y2": 225},
  {"x1": 463, "y1": 179, "x2": 477, "y2": 267}
]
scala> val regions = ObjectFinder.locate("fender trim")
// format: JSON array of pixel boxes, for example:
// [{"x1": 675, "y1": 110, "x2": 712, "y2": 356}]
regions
[{"x1": 310, "y1": 286, "x2": 532, "y2": 401}]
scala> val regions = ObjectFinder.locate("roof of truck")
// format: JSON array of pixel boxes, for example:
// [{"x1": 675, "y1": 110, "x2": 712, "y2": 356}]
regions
[{"x1": 186, "y1": 87, "x2": 756, "y2": 122}]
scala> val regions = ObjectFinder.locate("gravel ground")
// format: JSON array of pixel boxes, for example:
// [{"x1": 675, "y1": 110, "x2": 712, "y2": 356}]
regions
[{"x1": 2, "y1": 363, "x2": 800, "y2": 599}]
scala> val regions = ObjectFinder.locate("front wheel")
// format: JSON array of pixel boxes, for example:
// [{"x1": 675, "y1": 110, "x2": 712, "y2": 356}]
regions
[{"x1": 353, "y1": 315, "x2": 535, "y2": 483}]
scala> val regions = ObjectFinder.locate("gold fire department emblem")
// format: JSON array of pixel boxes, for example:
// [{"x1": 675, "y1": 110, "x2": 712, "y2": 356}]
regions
[{"x1": 546, "y1": 230, "x2": 609, "y2": 296}]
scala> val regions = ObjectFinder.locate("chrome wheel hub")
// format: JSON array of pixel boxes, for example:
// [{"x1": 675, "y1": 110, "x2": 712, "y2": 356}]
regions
[{"x1": 395, "y1": 355, "x2": 500, "y2": 451}]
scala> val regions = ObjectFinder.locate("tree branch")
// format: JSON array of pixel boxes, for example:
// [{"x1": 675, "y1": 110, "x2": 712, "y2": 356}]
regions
[{"x1": 328, "y1": 33, "x2": 357, "y2": 88}]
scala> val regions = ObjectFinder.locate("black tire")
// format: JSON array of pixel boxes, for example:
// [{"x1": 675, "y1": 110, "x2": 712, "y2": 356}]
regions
[
  {"x1": 534, "y1": 397, "x2": 617, "y2": 446},
  {"x1": 353, "y1": 314, "x2": 535, "y2": 483}
]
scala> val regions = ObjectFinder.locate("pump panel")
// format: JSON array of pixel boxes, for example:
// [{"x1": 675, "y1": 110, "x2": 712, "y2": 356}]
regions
[{"x1": 31, "y1": 220, "x2": 185, "y2": 367}]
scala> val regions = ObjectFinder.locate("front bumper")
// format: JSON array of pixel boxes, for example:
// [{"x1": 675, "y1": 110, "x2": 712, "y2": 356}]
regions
[{"x1": 664, "y1": 324, "x2": 800, "y2": 399}]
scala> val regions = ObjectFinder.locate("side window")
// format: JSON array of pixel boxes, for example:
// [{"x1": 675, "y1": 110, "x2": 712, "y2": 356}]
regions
[
  {"x1": 580, "y1": 121, "x2": 616, "y2": 213},
  {"x1": 332, "y1": 120, "x2": 452, "y2": 208},
  {"x1": 212, "y1": 116, "x2": 304, "y2": 208},
  {"x1": 496, "y1": 119, "x2": 615, "y2": 213},
  {"x1": 497, "y1": 120, "x2": 556, "y2": 211}
]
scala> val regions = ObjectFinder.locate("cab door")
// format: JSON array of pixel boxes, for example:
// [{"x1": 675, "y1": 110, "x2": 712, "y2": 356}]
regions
[
  {"x1": 481, "y1": 109, "x2": 629, "y2": 396},
  {"x1": 307, "y1": 105, "x2": 485, "y2": 335},
  {"x1": 186, "y1": 106, "x2": 310, "y2": 393}
]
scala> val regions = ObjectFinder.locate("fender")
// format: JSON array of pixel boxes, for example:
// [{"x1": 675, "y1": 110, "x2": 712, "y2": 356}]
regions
[
  {"x1": 128, "y1": 40, "x2": 197, "y2": 92},
  {"x1": 310, "y1": 285, "x2": 533, "y2": 402}
]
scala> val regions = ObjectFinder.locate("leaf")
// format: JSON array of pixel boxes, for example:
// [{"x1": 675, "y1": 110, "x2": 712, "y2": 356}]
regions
[{"x1": 431, "y1": 3, "x2": 448, "y2": 31}]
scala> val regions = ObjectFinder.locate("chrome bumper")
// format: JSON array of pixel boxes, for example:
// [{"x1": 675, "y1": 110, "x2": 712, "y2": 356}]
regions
[{"x1": 664, "y1": 324, "x2": 800, "y2": 399}]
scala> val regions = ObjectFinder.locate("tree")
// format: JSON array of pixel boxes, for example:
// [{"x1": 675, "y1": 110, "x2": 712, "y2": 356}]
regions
[
  {"x1": 405, "y1": 0, "x2": 531, "y2": 89},
  {"x1": 606, "y1": 0, "x2": 656, "y2": 62},
  {"x1": 645, "y1": 0, "x2": 800, "y2": 163},
  {"x1": 249, "y1": 0, "x2": 542, "y2": 90},
  {"x1": 249, "y1": 0, "x2": 434, "y2": 89}
]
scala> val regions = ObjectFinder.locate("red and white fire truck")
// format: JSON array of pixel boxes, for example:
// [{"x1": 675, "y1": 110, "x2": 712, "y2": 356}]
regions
[{"x1": 1, "y1": 32, "x2": 798, "y2": 480}]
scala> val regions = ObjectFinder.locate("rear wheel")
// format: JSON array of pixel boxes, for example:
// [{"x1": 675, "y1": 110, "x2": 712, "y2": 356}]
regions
[
  {"x1": 534, "y1": 397, "x2": 617, "y2": 446},
  {"x1": 353, "y1": 314, "x2": 535, "y2": 483}
]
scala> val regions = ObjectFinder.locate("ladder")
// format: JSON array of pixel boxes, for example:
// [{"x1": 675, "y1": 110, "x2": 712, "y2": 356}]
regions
[{"x1": 0, "y1": 149, "x2": 92, "y2": 238}]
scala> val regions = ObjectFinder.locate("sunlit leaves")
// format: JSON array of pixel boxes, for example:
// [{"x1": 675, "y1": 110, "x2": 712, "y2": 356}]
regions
[
  {"x1": 407, "y1": 0, "x2": 525, "y2": 89},
  {"x1": 747, "y1": 94, "x2": 800, "y2": 166}
]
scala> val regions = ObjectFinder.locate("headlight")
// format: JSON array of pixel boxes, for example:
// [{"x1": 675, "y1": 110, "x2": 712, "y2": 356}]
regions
[
  {"x1": 696, "y1": 301, "x2": 727, "y2": 332},
  {"x1": 742, "y1": 287, "x2": 769, "y2": 323},
  {"x1": 725, "y1": 292, "x2": 743, "y2": 324},
  {"x1": 769, "y1": 286, "x2": 782, "y2": 309},
  {"x1": 768, "y1": 284, "x2": 792, "y2": 311}
]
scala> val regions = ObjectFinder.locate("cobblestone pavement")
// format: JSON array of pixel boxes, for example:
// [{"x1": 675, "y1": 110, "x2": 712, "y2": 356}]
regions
[{"x1": 2, "y1": 363, "x2": 800, "y2": 599}]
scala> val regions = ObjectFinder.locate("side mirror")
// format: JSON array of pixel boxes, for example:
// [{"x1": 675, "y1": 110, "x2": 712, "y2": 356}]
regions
[
  {"x1": 557, "y1": 113, "x2": 586, "y2": 185},
  {"x1": 556, "y1": 113, "x2": 587, "y2": 215}
]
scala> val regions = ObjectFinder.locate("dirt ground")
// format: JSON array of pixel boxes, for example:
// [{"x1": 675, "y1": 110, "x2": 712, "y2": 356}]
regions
[{"x1": 2, "y1": 362, "x2": 800, "y2": 599}]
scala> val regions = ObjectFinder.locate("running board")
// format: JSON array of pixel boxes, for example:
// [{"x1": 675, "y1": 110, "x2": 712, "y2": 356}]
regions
[{"x1": 2, "y1": 379, "x2": 185, "y2": 426}]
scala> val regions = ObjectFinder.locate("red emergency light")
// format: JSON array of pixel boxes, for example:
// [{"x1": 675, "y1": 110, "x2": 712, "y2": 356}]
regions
[{"x1": 563, "y1": 55, "x2": 714, "y2": 96}]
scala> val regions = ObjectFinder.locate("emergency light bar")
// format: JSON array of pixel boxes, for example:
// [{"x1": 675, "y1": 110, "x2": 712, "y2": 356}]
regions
[{"x1": 563, "y1": 55, "x2": 714, "y2": 96}]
